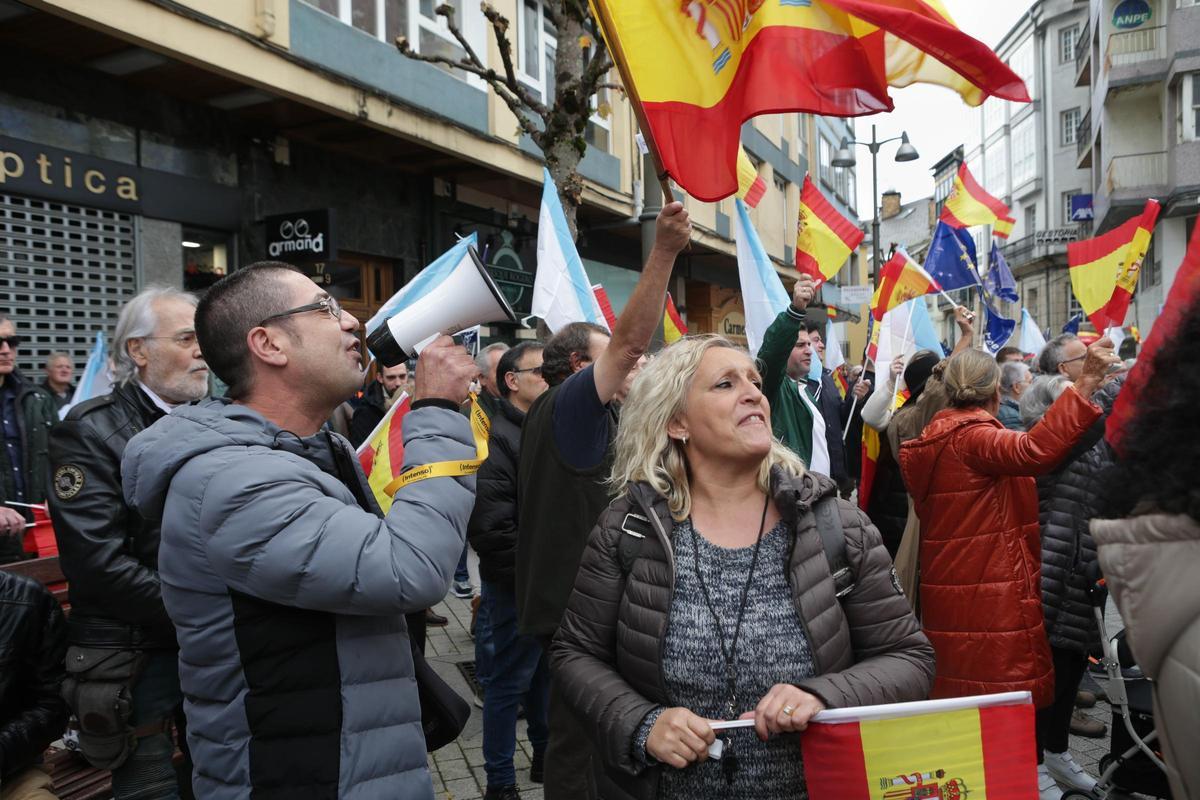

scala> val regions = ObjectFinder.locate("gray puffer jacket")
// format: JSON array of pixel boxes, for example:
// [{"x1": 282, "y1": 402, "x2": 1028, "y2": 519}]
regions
[
  {"x1": 552, "y1": 469, "x2": 935, "y2": 800},
  {"x1": 122, "y1": 398, "x2": 476, "y2": 800}
]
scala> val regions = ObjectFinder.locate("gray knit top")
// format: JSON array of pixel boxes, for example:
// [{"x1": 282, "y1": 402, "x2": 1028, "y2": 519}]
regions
[{"x1": 633, "y1": 518, "x2": 816, "y2": 799}]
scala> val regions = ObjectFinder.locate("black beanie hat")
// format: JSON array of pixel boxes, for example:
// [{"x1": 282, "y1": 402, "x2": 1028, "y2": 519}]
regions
[{"x1": 903, "y1": 350, "x2": 940, "y2": 401}]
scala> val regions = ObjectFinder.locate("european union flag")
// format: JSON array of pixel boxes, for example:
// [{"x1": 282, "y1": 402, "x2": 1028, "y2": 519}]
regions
[
  {"x1": 983, "y1": 298, "x2": 1017, "y2": 354},
  {"x1": 1062, "y1": 312, "x2": 1083, "y2": 335},
  {"x1": 984, "y1": 242, "x2": 1019, "y2": 303},
  {"x1": 924, "y1": 221, "x2": 981, "y2": 291}
]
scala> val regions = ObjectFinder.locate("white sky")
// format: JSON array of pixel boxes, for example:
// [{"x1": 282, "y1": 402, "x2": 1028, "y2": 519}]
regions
[{"x1": 851, "y1": 1, "x2": 1034, "y2": 220}]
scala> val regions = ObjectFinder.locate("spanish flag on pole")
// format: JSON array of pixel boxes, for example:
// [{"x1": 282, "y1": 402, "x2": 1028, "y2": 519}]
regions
[
  {"x1": 1068, "y1": 199, "x2": 1161, "y2": 331},
  {"x1": 871, "y1": 251, "x2": 942, "y2": 321},
  {"x1": 939, "y1": 163, "x2": 1016, "y2": 238},
  {"x1": 737, "y1": 145, "x2": 767, "y2": 208},
  {"x1": 796, "y1": 176, "x2": 865, "y2": 289},
  {"x1": 802, "y1": 692, "x2": 1037, "y2": 800},
  {"x1": 662, "y1": 291, "x2": 688, "y2": 343},
  {"x1": 357, "y1": 393, "x2": 412, "y2": 513},
  {"x1": 590, "y1": 0, "x2": 1029, "y2": 202}
]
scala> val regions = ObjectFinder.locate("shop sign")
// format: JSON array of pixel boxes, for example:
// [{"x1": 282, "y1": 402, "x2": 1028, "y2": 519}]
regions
[
  {"x1": 0, "y1": 135, "x2": 239, "y2": 228},
  {"x1": 1069, "y1": 195, "x2": 1094, "y2": 222},
  {"x1": 838, "y1": 285, "x2": 875, "y2": 306},
  {"x1": 485, "y1": 231, "x2": 534, "y2": 313},
  {"x1": 264, "y1": 209, "x2": 336, "y2": 263},
  {"x1": 1112, "y1": 0, "x2": 1152, "y2": 29},
  {"x1": 719, "y1": 310, "x2": 747, "y2": 339}
]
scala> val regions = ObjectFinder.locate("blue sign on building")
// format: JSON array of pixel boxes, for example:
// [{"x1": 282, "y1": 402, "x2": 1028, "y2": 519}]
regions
[
  {"x1": 1112, "y1": 0, "x2": 1152, "y2": 30},
  {"x1": 1071, "y1": 194, "x2": 1095, "y2": 222}
]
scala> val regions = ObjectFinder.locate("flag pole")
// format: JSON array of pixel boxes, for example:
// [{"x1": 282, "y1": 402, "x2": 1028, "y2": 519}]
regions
[
  {"x1": 589, "y1": 0, "x2": 676, "y2": 203},
  {"x1": 891, "y1": 309, "x2": 914, "y2": 410}
]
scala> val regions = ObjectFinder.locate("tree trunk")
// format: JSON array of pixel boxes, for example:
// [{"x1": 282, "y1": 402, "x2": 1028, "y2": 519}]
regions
[{"x1": 540, "y1": 9, "x2": 588, "y2": 241}]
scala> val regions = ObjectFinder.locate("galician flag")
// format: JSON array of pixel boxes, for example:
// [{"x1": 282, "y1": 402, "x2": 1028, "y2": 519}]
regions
[
  {"x1": 1018, "y1": 308, "x2": 1047, "y2": 355},
  {"x1": 357, "y1": 392, "x2": 412, "y2": 514},
  {"x1": 801, "y1": 692, "x2": 1038, "y2": 799},
  {"x1": 939, "y1": 163, "x2": 1016, "y2": 238},
  {"x1": 531, "y1": 169, "x2": 609, "y2": 333},
  {"x1": 62, "y1": 330, "x2": 112, "y2": 419},
  {"x1": 591, "y1": 0, "x2": 1028, "y2": 202},
  {"x1": 734, "y1": 198, "x2": 790, "y2": 357},
  {"x1": 1067, "y1": 199, "x2": 1161, "y2": 331},
  {"x1": 796, "y1": 176, "x2": 865, "y2": 289}
]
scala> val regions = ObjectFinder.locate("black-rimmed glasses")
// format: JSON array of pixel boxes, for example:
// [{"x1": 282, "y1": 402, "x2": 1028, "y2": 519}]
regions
[
  {"x1": 509, "y1": 365, "x2": 543, "y2": 376},
  {"x1": 258, "y1": 296, "x2": 343, "y2": 328}
]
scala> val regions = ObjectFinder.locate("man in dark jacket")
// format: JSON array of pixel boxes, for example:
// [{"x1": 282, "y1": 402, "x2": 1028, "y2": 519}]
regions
[
  {"x1": 348, "y1": 361, "x2": 409, "y2": 447},
  {"x1": 517, "y1": 202, "x2": 691, "y2": 800},
  {"x1": 41, "y1": 352, "x2": 75, "y2": 416},
  {"x1": 48, "y1": 287, "x2": 210, "y2": 800},
  {"x1": 0, "y1": 315, "x2": 57, "y2": 565},
  {"x1": 469, "y1": 341, "x2": 547, "y2": 800},
  {"x1": 0, "y1": 570, "x2": 68, "y2": 799}
]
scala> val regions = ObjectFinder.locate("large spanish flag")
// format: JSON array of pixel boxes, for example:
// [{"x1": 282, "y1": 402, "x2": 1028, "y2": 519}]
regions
[
  {"x1": 801, "y1": 693, "x2": 1037, "y2": 800},
  {"x1": 357, "y1": 393, "x2": 412, "y2": 513},
  {"x1": 796, "y1": 175, "x2": 865, "y2": 288},
  {"x1": 1068, "y1": 200, "x2": 1161, "y2": 332},
  {"x1": 591, "y1": 0, "x2": 1029, "y2": 202},
  {"x1": 871, "y1": 251, "x2": 941, "y2": 321},
  {"x1": 939, "y1": 163, "x2": 1016, "y2": 238}
]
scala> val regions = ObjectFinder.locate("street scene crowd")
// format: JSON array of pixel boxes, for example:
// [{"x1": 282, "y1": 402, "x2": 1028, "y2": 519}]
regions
[{"x1": 0, "y1": 199, "x2": 1196, "y2": 800}]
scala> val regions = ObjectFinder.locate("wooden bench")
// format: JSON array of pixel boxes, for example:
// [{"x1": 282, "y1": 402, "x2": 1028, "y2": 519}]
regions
[{"x1": 3, "y1": 556, "x2": 111, "y2": 800}]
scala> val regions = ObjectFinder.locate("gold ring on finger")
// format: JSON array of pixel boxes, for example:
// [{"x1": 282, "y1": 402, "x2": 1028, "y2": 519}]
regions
[{"x1": 782, "y1": 705, "x2": 795, "y2": 717}]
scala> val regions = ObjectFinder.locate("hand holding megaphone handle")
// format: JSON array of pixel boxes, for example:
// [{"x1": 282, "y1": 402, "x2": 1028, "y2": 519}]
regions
[{"x1": 413, "y1": 335, "x2": 477, "y2": 406}]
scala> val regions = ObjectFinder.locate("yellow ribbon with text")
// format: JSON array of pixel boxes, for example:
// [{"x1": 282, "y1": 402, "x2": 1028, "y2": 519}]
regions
[{"x1": 384, "y1": 393, "x2": 490, "y2": 495}]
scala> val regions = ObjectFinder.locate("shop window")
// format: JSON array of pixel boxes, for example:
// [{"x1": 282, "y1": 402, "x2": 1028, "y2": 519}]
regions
[{"x1": 182, "y1": 228, "x2": 232, "y2": 293}]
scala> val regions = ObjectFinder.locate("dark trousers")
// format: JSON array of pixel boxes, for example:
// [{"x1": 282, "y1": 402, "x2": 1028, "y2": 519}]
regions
[
  {"x1": 1036, "y1": 645, "x2": 1089, "y2": 760},
  {"x1": 543, "y1": 649, "x2": 596, "y2": 800},
  {"x1": 406, "y1": 610, "x2": 427, "y2": 654}
]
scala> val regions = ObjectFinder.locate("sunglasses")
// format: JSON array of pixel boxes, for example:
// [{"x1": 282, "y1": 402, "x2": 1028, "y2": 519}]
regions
[{"x1": 0, "y1": 335, "x2": 23, "y2": 349}]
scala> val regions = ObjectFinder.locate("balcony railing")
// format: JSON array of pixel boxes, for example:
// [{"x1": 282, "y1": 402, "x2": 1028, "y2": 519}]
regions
[
  {"x1": 1002, "y1": 226, "x2": 1089, "y2": 269},
  {"x1": 1075, "y1": 20, "x2": 1091, "y2": 83},
  {"x1": 1076, "y1": 109, "x2": 1091, "y2": 161},
  {"x1": 1105, "y1": 26, "x2": 1166, "y2": 71},
  {"x1": 1105, "y1": 151, "x2": 1168, "y2": 193}
]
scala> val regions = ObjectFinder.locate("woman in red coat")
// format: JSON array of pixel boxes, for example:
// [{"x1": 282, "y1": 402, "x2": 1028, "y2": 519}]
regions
[{"x1": 898, "y1": 344, "x2": 1116, "y2": 709}]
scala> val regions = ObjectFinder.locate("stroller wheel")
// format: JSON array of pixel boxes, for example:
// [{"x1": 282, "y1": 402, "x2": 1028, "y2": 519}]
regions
[{"x1": 1098, "y1": 755, "x2": 1115, "y2": 775}]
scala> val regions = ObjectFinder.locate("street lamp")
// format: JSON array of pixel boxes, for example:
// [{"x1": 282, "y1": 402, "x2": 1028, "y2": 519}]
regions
[{"x1": 831, "y1": 126, "x2": 920, "y2": 283}]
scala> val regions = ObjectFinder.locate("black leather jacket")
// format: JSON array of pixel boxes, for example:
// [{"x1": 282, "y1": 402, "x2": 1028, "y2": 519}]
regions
[
  {"x1": 467, "y1": 399, "x2": 525, "y2": 591},
  {"x1": 0, "y1": 570, "x2": 68, "y2": 781},
  {"x1": 47, "y1": 383, "x2": 176, "y2": 649}
]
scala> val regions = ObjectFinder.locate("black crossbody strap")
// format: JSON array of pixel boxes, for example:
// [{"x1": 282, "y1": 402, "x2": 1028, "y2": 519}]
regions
[
  {"x1": 617, "y1": 512, "x2": 652, "y2": 576},
  {"x1": 813, "y1": 496, "x2": 855, "y2": 599}
]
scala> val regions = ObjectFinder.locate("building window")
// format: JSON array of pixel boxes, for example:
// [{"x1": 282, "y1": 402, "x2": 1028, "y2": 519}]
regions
[
  {"x1": 1024, "y1": 204, "x2": 1037, "y2": 235},
  {"x1": 1011, "y1": 115, "x2": 1036, "y2": 187},
  {"x1": 1061, "y1": 107, "x2": 1082, "y2": 146},
  {"x1": 1009, "y1": 39, "x2": 1035, "y2": 101},
  {"x1": 984, "y1": 139, "x2": 1008, "y2": 198},
  {"x1": 983, "y1": 98, "x2": 1006, "y2": 137},
  {"x1": 1068, "y1": 291, "x2": 1084, "y2": 321},
  {"x1": 775, "y1": 174, "x2": 790, "y2": 237},
  {"x1": 1062, "y1": 190, "x2": 1080, "y2": 227},
  {"x1": 1059, "y1": 24, "x2": 1081, "y2": 64},
  {"x1": 967, "y1": 152, "x2": 983, "y2": 186},
  {"x1": 819, "y1": 137, "x2": 833, "y2": 188},
  {"x1": 1177, "y1": 72, "x2": 1200, "y2": 142},
  {"x1": 1179, "y1": 0, "x2": 1200, "y2": 7},
  {"x1": 1027, "y1": 286, "x2": 1040, "y2": 322},
  {"x1": 797, "y1": 114, "x2": 810, "y2": 168}
]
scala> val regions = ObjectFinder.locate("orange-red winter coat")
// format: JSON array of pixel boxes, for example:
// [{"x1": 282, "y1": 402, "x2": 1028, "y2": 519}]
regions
[{"x1": 898, "y1": 388, "x2": 1101, "y2": 708}]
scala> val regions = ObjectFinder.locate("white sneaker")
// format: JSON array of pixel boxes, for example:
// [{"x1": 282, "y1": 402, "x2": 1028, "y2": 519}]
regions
[
  {"x1": 1038, "y1": 764, "x2": 1064, "y2": 800},
  {"x1": 1045, "y1": 750, "x2": 1097, "y2": 793}
]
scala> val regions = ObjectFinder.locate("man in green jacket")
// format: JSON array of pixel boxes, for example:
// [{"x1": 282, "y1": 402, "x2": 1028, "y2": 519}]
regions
[{"x1": 758, "y1": 275, "x2": 830, "y2": 474}]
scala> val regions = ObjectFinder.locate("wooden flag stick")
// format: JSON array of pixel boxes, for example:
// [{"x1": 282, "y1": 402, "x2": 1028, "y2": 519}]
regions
[{"x1": 589, "y1": 0, "x2": 676, "y2": 203}]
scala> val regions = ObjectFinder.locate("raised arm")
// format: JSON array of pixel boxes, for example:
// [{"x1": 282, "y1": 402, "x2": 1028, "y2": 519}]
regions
[
  {"x1": 760, "y1": 274, "x2": 815, "y2": 399},
  {"x1": 593, "y1": 203, "x2": 691, "y2": 404}
]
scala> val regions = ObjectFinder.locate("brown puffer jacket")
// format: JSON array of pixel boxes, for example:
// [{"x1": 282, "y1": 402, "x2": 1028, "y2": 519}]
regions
[{"x1": 551, "y1": 469, "x2": 935, "y2": 800}]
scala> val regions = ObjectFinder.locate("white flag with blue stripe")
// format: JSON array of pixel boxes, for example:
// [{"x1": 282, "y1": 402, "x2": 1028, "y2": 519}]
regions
[
  {"x1": 531, "y1": 169, "x2": 608, "y2": 333},
  {"x1": 366, "y1": 233, "x2": 478, "y2": 337},
  {"x1": 1018, "y1": 308, "x2": 1047, "y2": 355},
  {"x1": 734, "y1": 199, "x2": 790, "y2": 358},
  {"x1": 62, "y1": 330, "x2": 111, "y2": 419}
]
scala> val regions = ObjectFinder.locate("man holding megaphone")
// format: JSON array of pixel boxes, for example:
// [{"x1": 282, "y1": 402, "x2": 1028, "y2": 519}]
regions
[{"x1": 119, "y1": 262, "x2": 480, "y2": 800}]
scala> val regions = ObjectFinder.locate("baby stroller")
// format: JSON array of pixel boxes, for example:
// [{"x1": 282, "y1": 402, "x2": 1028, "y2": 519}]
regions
[{"x1": 1061, "y1": 575, "x2": 1173, "y2": 800}]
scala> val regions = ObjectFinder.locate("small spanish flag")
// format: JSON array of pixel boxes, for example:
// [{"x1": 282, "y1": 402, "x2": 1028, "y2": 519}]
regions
[
  {"x1": 832, "y1": 364, "x2": 850, "y2": 400},
  {"x1": 662, "y1": 291, "x2": 688, "y2": 344},
  {"x1": 871, "y1": 252, "x2": 942, "y2": 321},
  {"x1": 737, "y1": 145, "x2": 767, "y2": 209},
  {"x1": 801, "y1": 693, "x2": 1037, "y2": 800},
  {"x1": 1067, "y1": 200, "x2": 1161, "y2": 331},
  {"x1": 796, "y1": 176, "x2": 865, "y2": 289},
  {"x1": 939, "y1": 163, "x2": 1016, "y2": 239},
  {"x1": 357, "y1": 393, "x2": 412, "y2": 513}
]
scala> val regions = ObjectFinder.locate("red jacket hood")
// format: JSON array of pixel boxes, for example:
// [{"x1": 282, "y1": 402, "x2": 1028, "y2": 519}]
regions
[{"x1": 900, "y1": 406, "x2": 1001, "y2": 504}]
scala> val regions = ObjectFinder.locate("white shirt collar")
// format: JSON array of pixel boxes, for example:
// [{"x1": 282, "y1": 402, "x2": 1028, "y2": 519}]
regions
[{"x1": 137, "y1": 382, "x2": 177, "y2": 415}]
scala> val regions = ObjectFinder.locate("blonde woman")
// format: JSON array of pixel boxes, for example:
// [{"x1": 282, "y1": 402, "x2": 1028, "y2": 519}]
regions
[{"x1": 551, "y1": 335, "x2": 934, "y2": 800}]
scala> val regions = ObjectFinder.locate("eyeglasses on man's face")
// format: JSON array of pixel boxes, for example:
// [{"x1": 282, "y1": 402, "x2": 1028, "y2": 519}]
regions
[
  {"x1": 143, "y1": 332, "x2": 199, "y2": 350},
  {"x1": 509, "y1": 365, "x2": 543, "y2": 377},
  {"x1": 0, "y1": 335, "x2": 23, "y2": 350},
  {"x1": 258, "y1": 296, "x2": 343, "y2": 328}
]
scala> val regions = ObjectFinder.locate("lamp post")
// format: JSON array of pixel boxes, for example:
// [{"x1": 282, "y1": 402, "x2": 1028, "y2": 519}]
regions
[{"x1": 831, "y1": 125, "x2": 919, "y2": 282}]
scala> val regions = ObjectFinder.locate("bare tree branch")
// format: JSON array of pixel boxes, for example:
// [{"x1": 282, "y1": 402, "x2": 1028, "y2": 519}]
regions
[{"x1": 479, "y1": 2, "x2": 550, "y2": 121}]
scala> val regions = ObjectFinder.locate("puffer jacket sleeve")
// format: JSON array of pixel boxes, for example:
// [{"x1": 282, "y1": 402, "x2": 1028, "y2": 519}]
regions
[
  {"x1": 796, "y1": 502, "x2": 936, "y2": 708},
  {"x1": 552, "y1": 503, "x2": 659, "y2": 777},
  {"x1": 958, "y1": 387, "x2": 1101, "y2": 477},
  {"x1": 202, "y1": 406, "x2": 476, "y2": 616},
  {"x1": 467, "y1": 430, "x2": 518, "y2": 576},
  {"x1": 0, "y1": 585, "x2": 68, "y2": 777}
]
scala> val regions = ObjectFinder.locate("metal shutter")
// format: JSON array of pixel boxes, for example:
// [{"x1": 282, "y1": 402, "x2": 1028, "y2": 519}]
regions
[{"x1": 0, "y1": 192, "x2": 137, "y2": 376}]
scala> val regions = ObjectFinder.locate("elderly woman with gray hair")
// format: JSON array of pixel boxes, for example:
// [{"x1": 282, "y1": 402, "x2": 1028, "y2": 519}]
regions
[
  {"x1": 998, "y1": 360, "x2": 1033, "y2": 430},
  {"x1": 552, "y1": 335, "x2": 934, "y2": 800}
]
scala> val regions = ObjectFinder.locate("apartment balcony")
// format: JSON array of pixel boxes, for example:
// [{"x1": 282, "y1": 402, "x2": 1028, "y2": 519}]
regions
[
  {"x1": 1001, "y1": 225, "x2": 1091, "y2": 273},
  {"x1": 1074, "y1": 19, "x2": 1091, "y2": 87},
  {"x1": 1104, "y1": 26, "x2": 1167, "y2": 87},
  {"x1": 1076, "y1": 109, "x2": 1091, "y2": 169},
  {"x1": 1106, "y1": 152, "x2": 1167, "y2": 194}
]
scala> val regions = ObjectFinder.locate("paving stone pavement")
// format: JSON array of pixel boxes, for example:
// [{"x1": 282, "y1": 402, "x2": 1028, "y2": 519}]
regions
[{"x1": 426, "y1": 559, "x2": 1154, "y2": 800}]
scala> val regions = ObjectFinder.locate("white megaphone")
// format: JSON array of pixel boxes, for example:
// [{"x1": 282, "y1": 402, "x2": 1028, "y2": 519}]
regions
[{"x1": 367, "y1": 245, "x2": 518, "y2": 366}]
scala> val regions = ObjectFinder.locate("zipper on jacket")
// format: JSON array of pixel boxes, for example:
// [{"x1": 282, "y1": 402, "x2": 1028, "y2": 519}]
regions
[
  {"x1": 783, "y1": 510, "x2": 823, "y2": 675},
  {"x1": 633, "y1": 491, "x2": 676, "y2": 701}
]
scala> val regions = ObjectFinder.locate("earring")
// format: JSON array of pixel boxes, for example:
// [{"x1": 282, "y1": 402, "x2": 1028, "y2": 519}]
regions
[{"x1": 681, "y1": 435, "x2": 689, "y2": 445}]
